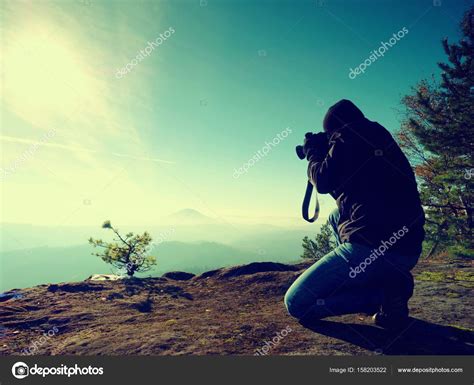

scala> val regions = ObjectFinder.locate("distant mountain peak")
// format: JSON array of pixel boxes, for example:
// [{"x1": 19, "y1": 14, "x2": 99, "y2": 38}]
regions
[
  {"x1": 167, "y1": 209, "x2": 214, "y2": 223},
  {"x1": 173, "y1": 208, "x2": 206, "y2": 216}
]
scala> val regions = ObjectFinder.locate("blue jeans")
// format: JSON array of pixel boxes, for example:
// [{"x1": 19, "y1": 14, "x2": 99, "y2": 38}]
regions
[{"x1": 284, "y1": 209, "x2": 419, "y2": 321}]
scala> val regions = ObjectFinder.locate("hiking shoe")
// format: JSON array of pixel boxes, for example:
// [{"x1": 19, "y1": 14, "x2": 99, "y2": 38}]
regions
[
  {"x1": 375, "y1": 269, "x2": 413, "y2": 329},
  {"x1": 372, "y1": 311, "x2": 410, "y2": 330},
  {"x1": 375, "y1": 291, "x2": 411, "y2": 330}
]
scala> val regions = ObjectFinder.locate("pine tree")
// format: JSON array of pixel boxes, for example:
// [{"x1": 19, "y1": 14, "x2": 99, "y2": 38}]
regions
[
  {"x1": 89, "y1": 220, "x2": 157, "y2": 277},
  {"x1": 301, "y1": 222, "x2": 336, "y2": 260},
  {"x1": 398, "y1": 6, "x2": 473, "y2": 257}
]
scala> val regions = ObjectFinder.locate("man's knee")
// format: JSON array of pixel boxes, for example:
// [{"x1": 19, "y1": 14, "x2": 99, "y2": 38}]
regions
[
  {"x1": 284, "y1": 290, "x2": 306, "y2": 319},
  {"x1": 284, "y1": 286, "x2": 320, "y2": 320}
]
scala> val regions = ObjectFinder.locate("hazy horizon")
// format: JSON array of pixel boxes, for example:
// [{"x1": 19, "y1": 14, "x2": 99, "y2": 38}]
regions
[
  {"x1": 0, "y1": 207, "x2": 325, "y2": 227},
  {"x1": 0, "y1": 207, "x2": 321, "y2": 291}
]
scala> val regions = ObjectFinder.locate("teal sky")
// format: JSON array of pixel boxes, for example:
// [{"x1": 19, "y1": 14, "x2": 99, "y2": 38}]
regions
[{"x1": 0, "y1": 0, "x2": 470, "y2": 226}]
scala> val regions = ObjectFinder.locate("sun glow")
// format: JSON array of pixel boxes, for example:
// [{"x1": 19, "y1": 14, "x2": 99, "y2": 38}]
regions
[{"x1": 2, "y1": 27, "x2": 96, "y2": 126}]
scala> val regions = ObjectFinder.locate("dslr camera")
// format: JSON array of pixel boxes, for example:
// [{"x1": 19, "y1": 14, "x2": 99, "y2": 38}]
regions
[{"x1": 295, "y1": 132, "x2": 329, "y2": 160}]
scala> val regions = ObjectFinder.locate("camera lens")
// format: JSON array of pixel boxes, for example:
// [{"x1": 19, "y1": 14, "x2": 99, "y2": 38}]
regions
[{"x1": 295, "y1": 145, "x2": 306, "y2": 160}]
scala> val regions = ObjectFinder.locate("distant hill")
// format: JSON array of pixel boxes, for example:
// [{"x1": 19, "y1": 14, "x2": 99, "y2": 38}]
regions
[
  {"x1": 0, "y1": 210, "x2": 320, "y2": 253},
  {"x1": 0, "y1": 240, "x2": 298, "y2": 292},
  {"x1": 0, "y1": 223, "x2": 100, "y2": 251},
  {"x1": 150, "y1": 240, "x2": 262, "y2": 274},
  {"x1": 0, "y1": 209, "x2": 321, "y2": 291},
  {"x1": 0, "y1": 245, "x2": 108, "y2": 292}
]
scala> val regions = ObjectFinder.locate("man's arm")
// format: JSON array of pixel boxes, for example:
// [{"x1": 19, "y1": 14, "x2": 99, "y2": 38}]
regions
[{"x1": 307, "y1": 132, "x2": 348, "y2": 194}]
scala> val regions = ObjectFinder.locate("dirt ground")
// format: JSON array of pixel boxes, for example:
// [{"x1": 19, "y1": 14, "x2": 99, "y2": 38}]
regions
[{"x1": 0, "y1": 258, "x2": 472, "y2": 355}]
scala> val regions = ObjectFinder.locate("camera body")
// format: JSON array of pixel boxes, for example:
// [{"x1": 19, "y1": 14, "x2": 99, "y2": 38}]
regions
[{"x1": 295, "y1": 132, "x2": 329, "y2": 160}]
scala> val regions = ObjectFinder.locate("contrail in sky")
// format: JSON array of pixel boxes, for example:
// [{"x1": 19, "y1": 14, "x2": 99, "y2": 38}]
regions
[{"x1": 0, "y1": 135, "x2": 175, "y2": 164}]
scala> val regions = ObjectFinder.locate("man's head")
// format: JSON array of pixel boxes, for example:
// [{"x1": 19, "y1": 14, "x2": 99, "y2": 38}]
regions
[{"x1": 323, "y1": 99, "x2": 365, "y2": 135}]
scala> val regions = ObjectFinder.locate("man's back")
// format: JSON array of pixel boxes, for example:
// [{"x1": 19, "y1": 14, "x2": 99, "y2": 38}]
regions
[
  {"x1": 308, "y1": 101, "x2": 425, "y2": 256},
  {"x1": 333, "y1": 120, "x2": 425, "y2": 255}
]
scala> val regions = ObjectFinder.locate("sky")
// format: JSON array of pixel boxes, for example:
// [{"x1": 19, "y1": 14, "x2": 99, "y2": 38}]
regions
[{"x1": 0, "y1": 0, "x2": 470, "y2": 226}]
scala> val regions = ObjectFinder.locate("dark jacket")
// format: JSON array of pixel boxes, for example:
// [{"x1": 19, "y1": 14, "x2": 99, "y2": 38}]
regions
[{"x1": 308, "y1": 100, "x2": 425, "y2": 255}]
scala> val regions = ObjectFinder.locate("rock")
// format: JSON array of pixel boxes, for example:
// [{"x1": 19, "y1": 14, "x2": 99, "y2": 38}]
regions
[
  {"x1": 0, "y1": 291, "x2": 23, "y2": 302},
  {"x1": 162, "y1": 271, "x2": 195, "y2": 281},
  {"x1": 195, "y1": 262, "x2": 301, "y2": 280},
  {"x1": 197, "y1": 269, "x2": 220, "y2": 279},
  {"x1": 218, "y1": 262, "x2": 301, "y2": 279},
  {"x1": 87, "y1": 274, "x2": 123, "y2": 281}
]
